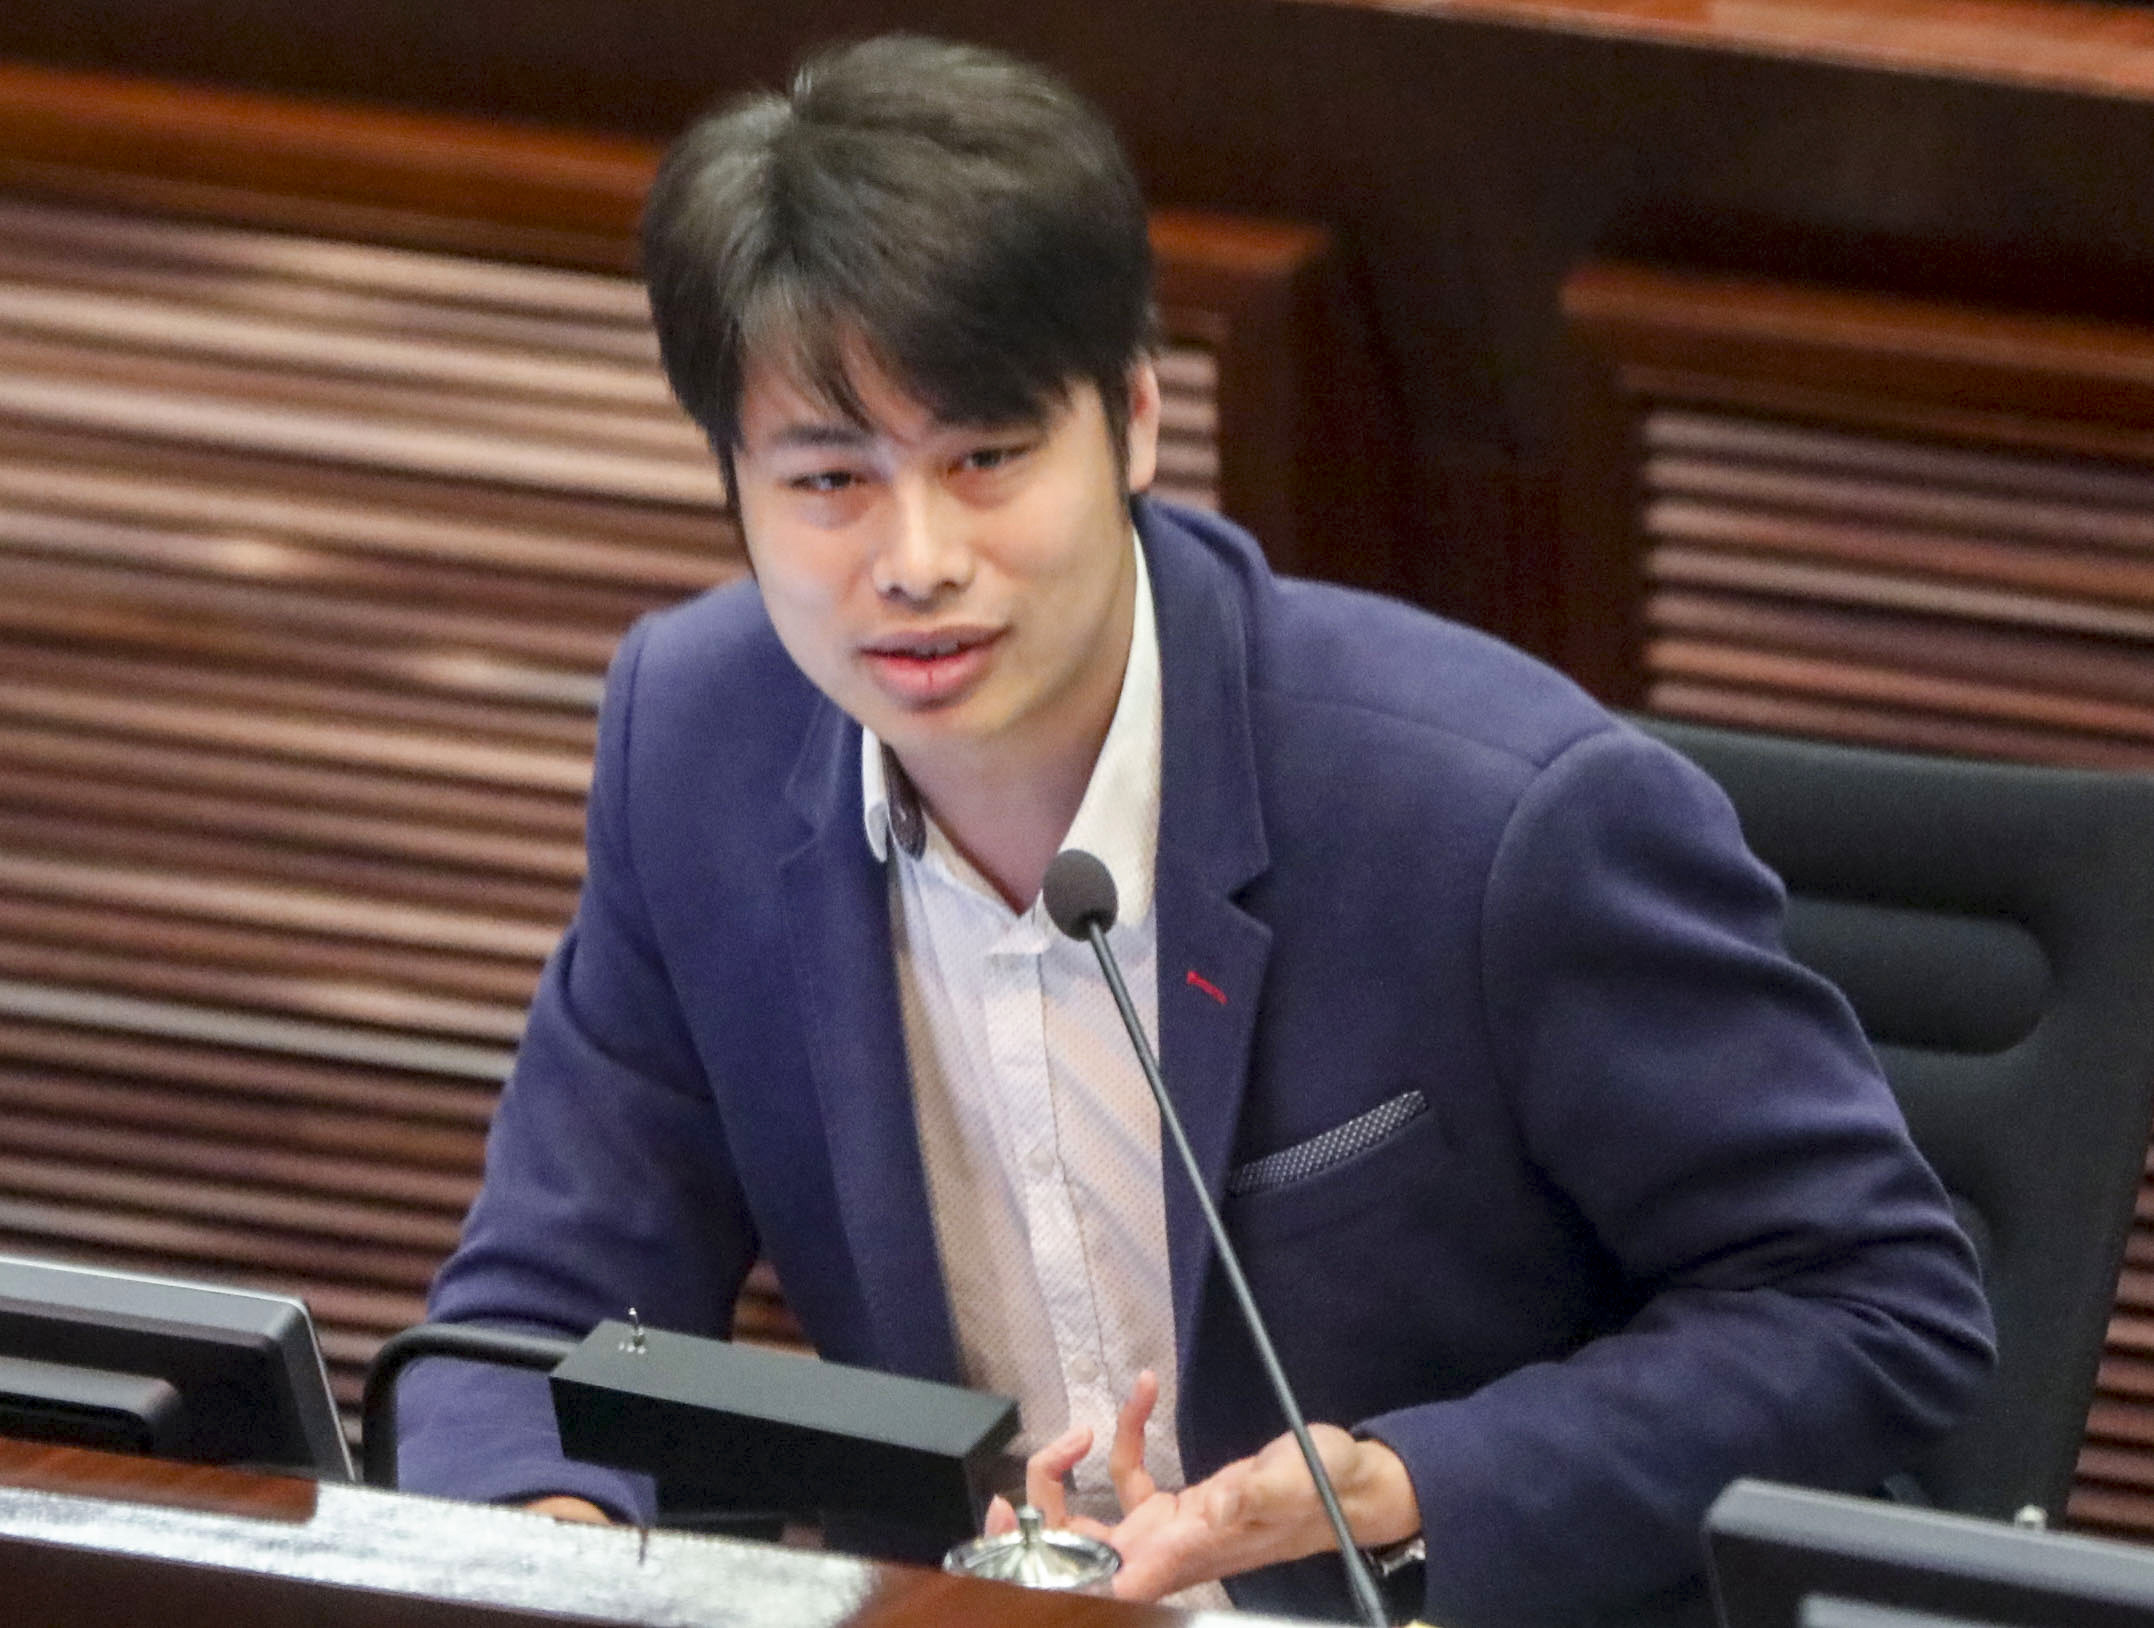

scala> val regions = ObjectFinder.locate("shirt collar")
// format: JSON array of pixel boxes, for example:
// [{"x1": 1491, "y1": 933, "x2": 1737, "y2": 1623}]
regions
[{"x1": 862, "y1": 528, "x2": 1162, "y2": 923}]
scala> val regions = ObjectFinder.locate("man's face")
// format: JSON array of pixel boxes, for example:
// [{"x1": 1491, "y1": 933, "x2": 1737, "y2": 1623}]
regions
[{"x1": 730, "y1": 349, "x2": 1161, "y2": 783}]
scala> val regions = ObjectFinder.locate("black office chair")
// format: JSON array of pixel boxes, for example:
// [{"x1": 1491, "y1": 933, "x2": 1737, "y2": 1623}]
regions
[{"x1": 1638, "y1": 716, "x2": 2154, "y2": 1524}]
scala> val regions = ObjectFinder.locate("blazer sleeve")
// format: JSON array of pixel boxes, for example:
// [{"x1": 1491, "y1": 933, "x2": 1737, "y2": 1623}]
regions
[
  {"x1": 1357, "y1": 725, "x2": 1995, "y2": 1627},
  {"x1": 395, "y1": 617, "x2": 759, "y2": 1520}
]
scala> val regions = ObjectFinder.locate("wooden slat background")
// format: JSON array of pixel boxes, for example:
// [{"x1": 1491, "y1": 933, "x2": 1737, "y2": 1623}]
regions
[
  {"x1": 0, "y1": 194, "x2": 742, "y2": 1425},
  {"x1": 1640, "y1": 407, "x2": 2154, "y2": 768},
  {"x1": 1564, "y1": 259, "x2": 2154, "y2": 1541},
  {"x1": 0, "y1": 195, "x2": 1243, "y2": 1426},
  {"x1": 0, "y1": 73, "x2": 1369, "y2": 1450}
]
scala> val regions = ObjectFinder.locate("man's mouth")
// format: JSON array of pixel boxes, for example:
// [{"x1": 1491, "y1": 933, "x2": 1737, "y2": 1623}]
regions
[
  {"x1": 887, "y1": 637, "x2": 971, "y2": 659},
  {"x1": 860, "y1": 628, "x2": 1003, "y2": 705}
]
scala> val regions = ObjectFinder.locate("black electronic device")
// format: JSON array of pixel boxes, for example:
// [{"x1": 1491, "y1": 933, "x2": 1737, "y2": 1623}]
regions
[
  {"x1": 0, "y1": 1253, "x2": 352, "y2": 1479},
  {"x1": 1709, "y1": 1479, "x2": 2154, "y2": 1628},
  {"x1": 550, "y1": 1318, "x2": 1017, "y2": 1551}
]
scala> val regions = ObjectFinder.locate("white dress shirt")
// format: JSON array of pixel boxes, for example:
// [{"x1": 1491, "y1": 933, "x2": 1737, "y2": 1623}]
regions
[{"x1": 863, "y1": 537, "x2": 1222, "y2": 1582}]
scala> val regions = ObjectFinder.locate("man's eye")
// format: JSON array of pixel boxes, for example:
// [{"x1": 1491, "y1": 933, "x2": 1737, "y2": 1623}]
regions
[
  {"x1": 790, "y1": 470, "x2": 857, "y2": 494},
  {"x1": 960, "y1": 443, "x2": 1031, "y2": 473}
]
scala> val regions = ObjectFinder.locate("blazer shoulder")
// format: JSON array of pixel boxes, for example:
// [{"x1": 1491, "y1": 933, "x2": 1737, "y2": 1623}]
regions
[
  {"x1": 632, "y1": 576, "x2": 786, "y2": 681},
  {"x1": 1254, "y1": 573, "x2": 1619, "y2": 779},
  {"x1": 616, "y1": 576, "x2": 814, "y2": 715},
  {"x1": 596, "y1": 577, "x2": 828, "y2": 818},
  {"x1": 1139, "y1": 498, "x2": 1638, "y2": 836}
]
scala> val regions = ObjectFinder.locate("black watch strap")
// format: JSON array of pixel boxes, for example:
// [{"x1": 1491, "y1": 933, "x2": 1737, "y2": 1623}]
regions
[{"x1": 1365, "y1": 1532, "x2": 1426, "y2": 1577}]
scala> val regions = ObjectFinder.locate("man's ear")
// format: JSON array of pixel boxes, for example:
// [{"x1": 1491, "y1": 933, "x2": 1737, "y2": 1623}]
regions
[{"x1": 1123, "y1": 358, "x2": 1162, "y2": 494}]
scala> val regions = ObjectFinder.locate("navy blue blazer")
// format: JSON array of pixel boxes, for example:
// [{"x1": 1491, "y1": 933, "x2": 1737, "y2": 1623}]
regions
[{"x1": 403, "y1": 500, "x2": 1992, "y2": 1626}]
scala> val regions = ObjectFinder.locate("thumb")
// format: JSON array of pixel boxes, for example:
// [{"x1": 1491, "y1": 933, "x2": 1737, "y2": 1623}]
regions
[{"x1": 984, "y1": 1494, "x2": 1017, "y2": 1536}]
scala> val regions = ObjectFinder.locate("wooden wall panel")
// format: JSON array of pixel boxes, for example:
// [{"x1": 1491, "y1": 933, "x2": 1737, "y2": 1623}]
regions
[
  {"x1": 9, "y1": 0, "x2": 2154, "y2": 660},
  {"x1": 0, "y1": 64, "x2": 1386, "y2": 1443},
  {"x1": 0, "y1": 195, "x2": 744, "y2": 1424},
  {"x1": 0, "y1": 62, "x2": 1403, "y2": 598},
  {"x1": 1564, "y1": 257, "x2": 2154, "y2": 1542}
]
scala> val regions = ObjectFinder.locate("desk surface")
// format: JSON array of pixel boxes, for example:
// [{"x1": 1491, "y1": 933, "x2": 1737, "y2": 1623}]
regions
[{"x1": 0, "y1": 1438, "x2": 1275, "y2": 1628}]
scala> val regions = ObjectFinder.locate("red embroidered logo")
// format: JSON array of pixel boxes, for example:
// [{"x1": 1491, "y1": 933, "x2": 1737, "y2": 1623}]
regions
[{"x1": 1186, "y1": 969, "x2": 1227, "y2": 1006}]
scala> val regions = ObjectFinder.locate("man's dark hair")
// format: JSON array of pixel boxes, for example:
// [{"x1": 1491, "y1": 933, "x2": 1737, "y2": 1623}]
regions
[{"x1": 641, "y1": 35, "x2": 1154, "y2": 490}]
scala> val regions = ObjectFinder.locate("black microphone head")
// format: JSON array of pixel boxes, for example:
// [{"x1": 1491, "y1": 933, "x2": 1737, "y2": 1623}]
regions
[{"x1": 1043, "y1": 849, "x2": 1118, "y2": 939}]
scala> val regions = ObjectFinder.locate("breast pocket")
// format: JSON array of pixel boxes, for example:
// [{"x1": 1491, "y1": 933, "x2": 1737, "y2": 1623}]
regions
[
  {"x1": 1227, "y1": 1088, "x2": 1428, "y2": 1195},
  {"x1": 1224, "y1": 1088, "x2": 1438, "y2": 1244}
]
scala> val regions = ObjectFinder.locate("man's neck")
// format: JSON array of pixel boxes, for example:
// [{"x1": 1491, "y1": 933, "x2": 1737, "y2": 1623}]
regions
[
  {"x1": 898, "y1": 725, "x2": 1106, "y2": 913},
  {"x1": 881, "y1": 528, "x2": 1142, "y2": 912}
]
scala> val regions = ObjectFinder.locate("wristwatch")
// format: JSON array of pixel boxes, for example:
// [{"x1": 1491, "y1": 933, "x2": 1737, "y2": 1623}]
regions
[{"x1": 1365, "y1": 1532, "x2": 1426, "y2": 1577}]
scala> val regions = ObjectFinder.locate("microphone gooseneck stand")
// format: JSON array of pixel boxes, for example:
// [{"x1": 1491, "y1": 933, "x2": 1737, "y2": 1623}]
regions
[{"x1": 1042, "y1": 849, "x2": 1392, "y2": 1628}]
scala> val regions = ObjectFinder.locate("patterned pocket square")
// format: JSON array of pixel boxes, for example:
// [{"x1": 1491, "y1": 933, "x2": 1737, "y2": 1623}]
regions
[{"x1": 1225, "y1": 1089, "x2": 1429, "y2": 1195}]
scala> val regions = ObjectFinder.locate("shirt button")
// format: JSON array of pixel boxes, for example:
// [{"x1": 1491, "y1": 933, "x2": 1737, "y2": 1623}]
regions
[
  {"x1": 1069, "y1": 1353, "x2": 1100, "y2": 1384},
  {"x1": 1027, "y1": 1146, "x2": 1055, "y2": 1178}
]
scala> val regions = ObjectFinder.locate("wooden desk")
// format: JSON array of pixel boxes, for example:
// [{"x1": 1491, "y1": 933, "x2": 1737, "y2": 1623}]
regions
[{"x1": 0, "y1": 1438, "x2": 1215, "y2": 1628}]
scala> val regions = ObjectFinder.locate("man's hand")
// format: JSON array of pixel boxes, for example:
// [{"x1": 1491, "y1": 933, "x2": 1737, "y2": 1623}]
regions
[
  {"x1": 985, "y1": 1370, "x2": 1422, "y2": 1601},
  {"x1": 525, "y1": 1495, "x2": 612, "y2": 1524}
]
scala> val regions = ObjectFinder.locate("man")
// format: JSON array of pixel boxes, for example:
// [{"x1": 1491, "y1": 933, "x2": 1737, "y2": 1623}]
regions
[{"x1": 399, "y1": 35, "x2": 1993, "y2": 1626}]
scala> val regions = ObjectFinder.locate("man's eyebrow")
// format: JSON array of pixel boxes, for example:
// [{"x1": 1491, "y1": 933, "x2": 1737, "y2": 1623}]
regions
[
  {"x1": 765, "y1": 422, "x2": 872, "y2": 451},
  {"x1": 953, "y1": 414, "x2": 1049, "y2": 434}
]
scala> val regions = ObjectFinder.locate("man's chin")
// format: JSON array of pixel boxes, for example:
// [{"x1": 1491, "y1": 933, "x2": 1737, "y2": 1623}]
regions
[{"x1": 870, "y1": 706, "x2": 989, "y2": 757}]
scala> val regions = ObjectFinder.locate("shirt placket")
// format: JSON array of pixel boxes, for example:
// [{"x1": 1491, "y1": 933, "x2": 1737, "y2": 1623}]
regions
[{"x1": 982, "y1": 916, "x2": 1119, "y2": 1506}]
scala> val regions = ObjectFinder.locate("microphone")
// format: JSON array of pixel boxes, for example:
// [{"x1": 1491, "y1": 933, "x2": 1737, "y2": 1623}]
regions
[{"x1": 1042, "y1": 849, "x2": 1391, "y2": 1628}]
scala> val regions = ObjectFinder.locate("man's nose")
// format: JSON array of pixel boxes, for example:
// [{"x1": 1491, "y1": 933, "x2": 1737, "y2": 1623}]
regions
[{"x1": 871, "y1": 479, "x2": 972, "y2": 604}]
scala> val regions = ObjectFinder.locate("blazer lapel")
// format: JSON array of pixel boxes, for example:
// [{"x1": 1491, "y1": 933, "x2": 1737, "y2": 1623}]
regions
[
  {"x1": 1143, "y1": 507, "x2": 1274, "y2": 1380},
  {"x1": 778, "y1": 697, "x2": 960, "y2": 1384}
]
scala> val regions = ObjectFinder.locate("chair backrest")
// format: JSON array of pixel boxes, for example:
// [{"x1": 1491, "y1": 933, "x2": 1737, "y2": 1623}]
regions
[{"x1": 1639, "y1": 716, "x2": 2154, "y2": 1522}]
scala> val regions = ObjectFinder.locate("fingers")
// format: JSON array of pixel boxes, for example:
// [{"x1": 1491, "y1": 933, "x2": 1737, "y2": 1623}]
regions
[
  {"x1": 1094, "y1": 1423, "x2": 1405, "y2": 1603},
  {"x1": 986, "y1": 1491, "x2": 1113, "y2": 1545},
  {"x1": 1108, "y1": 1369, "x2": 1160, "y2": 1513},
  {"x1": 1105, "y1": 1491, "x2": 1222, "y2": 1601},
  {"x1": 1024, "y1": 1424, "x2": 1092, "y2": 1526},
  {"x1": 1066, "y1": 1513, "x2": 1118, "y2": 1544},
  {"x1": 1013, "y1": 1373, "x2": 1168, "y2": 1536}
]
